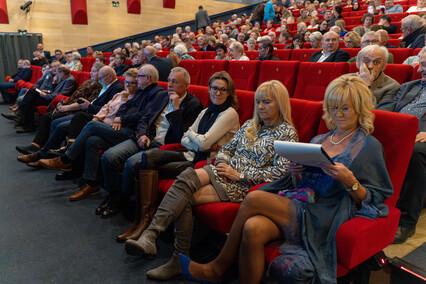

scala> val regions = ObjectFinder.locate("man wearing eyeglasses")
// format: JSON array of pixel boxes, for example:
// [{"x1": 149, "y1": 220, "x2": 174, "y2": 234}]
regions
[
  {"x1": 348, "y1": 44, "x2": 400, "y2": 106},
  {"x1": 400, "y1": 15, "x2": 426, "y2": 49},
  {"x1": 348, "y1": 31, "x2": 394, "y2": 64}
]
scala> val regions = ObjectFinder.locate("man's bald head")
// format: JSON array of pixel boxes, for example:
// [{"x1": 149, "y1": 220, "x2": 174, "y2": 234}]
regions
[
  {"x1": 144, "y1": 46, "x2": 157, "y2": 61},
  {"x1": 99, "y1": 66, "x2": 117, "y2": 86}
]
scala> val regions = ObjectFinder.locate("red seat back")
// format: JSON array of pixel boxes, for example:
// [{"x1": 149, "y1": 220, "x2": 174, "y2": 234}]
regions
[
  {"x1": 117, "y1": 76, "x2": 125, "y2": 85},
  {"x1": 199, "y1": 60, "x2": 230, "y2": 86},
  {"x1": 202, "y1": 51, "x2": 217, "y2": 59},
  {"x1": 78, "y1": 71, "x2": 91, "y2": 86},
  {"x1": 157, "y1": 51, "x2": 170, "y2": 58},
  {"x1": 188, "y1": 51, "x2": 203, "y2": 59},
  {"x1": 70, "y1": 71, "x2": 81, "y2": 86},
  {"x1": 290, "y1": 49, "x2": 321, "y2": 62},
  {"x1": 289, "y1": 98, "x2": 323, "y2": 143},
  {"x1": 30, "y1": 65, "x2": 42, "y2": 84},
  {"x1": 412, "y1": 64, "x2": 422, "y2": 80},
  {"x1": 179, "y1": 60, "x2": 202, "y2": 85},
  {"x1": 244, "y1": 51, "x2": 259, "y2": 60},
  {"x1": 188, "y1": 85, "x2": 210, "y2": 108},
  {"x1": 341, "y1": 48, "x2": 360, "y2": 59},
  {"x1": 235, "y1": 89, "x2": 255, "y2": 125},
  {"x1": 80, "y1": 57, "x2": 95, "y2": 72},
  {"x1": 390, "y1": 48, "x2": 413, "y2": 64},
  {"x1": 125, "y1": 58, "x2": 132, "y2": 66},
  {"x1": 228, "y1": 61, "x2": 261, "y2": 91},
  {"x1": 413, "y1": 48, "x2": 422, "y2": 56},
  {"x1": 257, "y1": 61, "x2": 300, "y2": 97},
  {"x1": 293, "y1": 62, "x2": 349, "y2": 101},
  {"x1": 273, "y1": 49, "x2": 292, "y2": 60}
]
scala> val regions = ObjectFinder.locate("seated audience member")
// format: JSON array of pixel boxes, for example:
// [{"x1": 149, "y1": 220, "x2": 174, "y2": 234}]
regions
[
  {"x1": 285, "y1": 33, "x2": 305, "y2": 49},
  {"x1": 297, "y1": 22, "x2": 308, "y2": 35},
  {"x1": 215, "y1": 43, "x2": 228, "y2": 60},
  {"x1": 229, "y1": 42, "x2": 249, "y2": 61},
  {"x1": 237, "y1": 33, "x2": 246, "y2": 45},
  {"x1": 89, "y1": 67, "x2": 202, "y2": 216},
  {"x1": 117, "y1": 71, "x2": 241, "y2": 243},
  {"x1": 309, "y1": 31, "x2": 323, "y2": 49},
  {"x1": 403, "y1": 46, "x2": 426, "y2": 66},
  {"x1": 70, "y1": 52, "x2": 83, "y2": 71},
  {"x1": 113, "y1": 52, "x2": 127, "y2": 77},
  {"x1": 385, "y1": 0, "x2": 403, "y2": 14},
  {"x1": 144, "y1": 46, "x2": 174, "y2": 82},
  {"x1": 348, "y1": 31, "x2": 394, "y2": 63},
  {"x1": 256, "y1": 40, "x2": 279, "y2": 61},
  {"x1": 153, "y1": 43, "x2": 163, "y2": 52},
  {"x1": 167, "y1": 53, "x2": 180, "y2": 67},
  {"x1": 267, "y1": 31, "x2": 277, "y2": 42},
  {"x1": 109, "y1": 54, "x2": 117, "y2": 68},
  {"x1": 318, "y1": 20, "x2": 329, "y2": 35},
  {"x1": 407, "y1": 0, "x2": 426, "y2": 12},
  {"x1": 5, "y1": 63, "x2": 77, "y2": 133},
  {"x1": 335, "y1": 20, "x2": 348, "y2": 37},
  {"x1": 304, "y1": 31, "x2": 312, "y2": 43},
  {"x1": 297, "y1": 8, "x2": 311, "y2": 22},
  {"x1": 86, "y1": 46, "x2": 94, "y2": 58},
  {"x1": 65, "y1": 53, "x2": 74, "y2": 69},
  {"x1": 183, "y1": 39, "x2": 196, "y2": 52},
  {"x1": 348, "y1": 45, "x2": 400, "y2": 106},
  {"x1": 308, "y1": 16, "x2": 319, "y2": 29},
  {"x1": 198, "y1": 35, "x2": 215, "y2": 51},
  {"x1": 328, "y1": 5, "x2": 343, "y2": 27},
  {"x1": 53, "y1": 50, "x2": 67, "y2": 64},
  {"x1": 246, "y1": 38, "x2": 257, "y2": 51},
  {"x1": 179, "y1": 75, "x2": 392, "y2": 284},
  {"x1": 377, "y1": 29, "x2": 395, "y2": 49},
  {"x1": 30, "y1": 50, "x2": 49, "y2": 67},
  {"x1": 15, "y1": 63, "x2": 105, "y2": 157},
  {"x1": 279, "y1": 31, "x2": 291, "y2": 44},
  {"x1": 377, "y1": 52, "x2": 426, "y2": 244},
  {"x1": 264, "y1": 19, "x2": 276, "y2": 33},
  {"x1": 125, "y1": 80, "x2": 298, "y2": 280},
  {"x1": 353, "y1": 26, "x2": 366, "y2": 37},
  {"x1": 330, "y1": 26, "x2": 342, "y2": 38},
  {"x1": 400, "y1": 15, "x2": 426, "y2": 49},
  {"x1": 173, "y1": 44, "x2": 194, "y2": 60},
  {"x1": 379, "y1": 15, "x2": 397, "y2": 34},
  {"x1": 0, "y1": 60, "x2": 32, "y2": 103},
  {"x1": 309, "y1": 31, "x2": 350, "y2": 62},
  {"x1": 344, "y1": 31, "x2": 362, "y2": 48},
  {"x1": 123, "y1": 51, "x2": 144, "y2": 73},
  {"x1": 37, "y1": 43, "x2": 50, "y2": 59},
  {"x1": 361, "y1": 13, "x2": 375, "y2": 33}
]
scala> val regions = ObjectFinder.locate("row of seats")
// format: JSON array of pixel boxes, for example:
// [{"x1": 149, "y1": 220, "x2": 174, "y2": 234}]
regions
[{"x1": 152, "y1": 80, "x2": 418, "y2": 278}]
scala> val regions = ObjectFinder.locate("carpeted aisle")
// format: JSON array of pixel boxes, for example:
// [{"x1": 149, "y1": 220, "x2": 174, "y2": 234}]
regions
[{"x1": 0, "y1": 105, "x2": 186, "y2": 283}]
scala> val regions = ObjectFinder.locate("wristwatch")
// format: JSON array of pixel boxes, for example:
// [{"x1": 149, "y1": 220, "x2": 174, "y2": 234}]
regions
[
  {"x1": 346, "y1": 182, "x2": 359, "y2": 192},
  {"x1": 239, "y1": 173, "x2": 245, "y2": 182}
]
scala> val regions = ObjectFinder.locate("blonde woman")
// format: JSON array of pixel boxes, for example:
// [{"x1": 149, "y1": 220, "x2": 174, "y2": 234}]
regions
[{"x1": 229, "y1": 42, "x2": 249, "y2": 61}]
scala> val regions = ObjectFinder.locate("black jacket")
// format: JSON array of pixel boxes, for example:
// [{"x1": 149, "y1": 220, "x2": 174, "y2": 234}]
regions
[
  {"x1": 309, "y1": 49, "x2": 350, "y2": 63},
  {"x1": 87, "y1": 79, "x2": 124, "y2": 114},
  {"x1": 147, "y1": 57, "x2": 174, "y2": 82}
]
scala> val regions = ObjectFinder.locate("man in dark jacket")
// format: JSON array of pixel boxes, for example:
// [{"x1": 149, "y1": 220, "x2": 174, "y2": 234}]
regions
[
  {"x1": 400, "y1": 15, "x2": 426, "y2": 49},
  {"x1": 145, "y1": 46, "x2": 174, "y2": 82},
  {"x1": 309, "y1": 31, "x2": 350, "y2": 62},
  {"x1": 0, "y1": 60, "x2": 32, "y2": 103},
  {"x1": 195, "y1": 6, "x2": 211, "y2": 31},
  {"x1": 256, "y1": 39, "x2": 279, "y2": 61}
]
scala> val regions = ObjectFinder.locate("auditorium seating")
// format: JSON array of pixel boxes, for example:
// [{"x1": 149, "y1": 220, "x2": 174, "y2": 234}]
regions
[
  {"x1": 179, "y1": 60, "x2": 202, "y2": 85},
  {"x1": 290, "y1": 49, "x2": 321, "y2": 62},
  {"x1": 199, "y1": 60, "x2": 229, "y2": 86},
  {"x1": 228, "y1": 61, "x2": 261, "y2": 91},
  {"x1": 349, "y1": 62, "x2": 414, "y2": 84},
  {"x1": 390, "y1": 48, "x2": 413, "y2": 64},
  {"x1": 257, "y1": 61, "x2": 300, "y2": 96}
]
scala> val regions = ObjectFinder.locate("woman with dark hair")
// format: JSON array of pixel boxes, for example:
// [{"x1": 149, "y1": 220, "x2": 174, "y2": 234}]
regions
[
  {"x1": 352, "y1": 1, "x2": 360, "y2": 11},
  {"x1": 318, "y1": 20, "x2": 329, "y2": 35},
  {"x1": 284, "y1": 33, "x2": 305, "y2": 49},
  {"x1": 214, "y1": 43, "x2": 228, "y2": 60}
]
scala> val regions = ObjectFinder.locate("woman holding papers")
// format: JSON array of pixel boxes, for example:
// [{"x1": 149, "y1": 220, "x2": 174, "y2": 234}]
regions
[
  {"x1": 124, "y1": 80, "x2": 298, "y2": 280},
  {"x1": 179, "y1": 76, "x2": 393, "y2": 284}
]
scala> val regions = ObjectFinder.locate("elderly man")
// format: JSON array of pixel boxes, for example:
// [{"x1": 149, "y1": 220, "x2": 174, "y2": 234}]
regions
[
  {"x1": 197, "y1": 35, "x2": 215, "y2": 51},
  {"x1": 385, "y1": 0, "x2": 403, "y2": 14},
  {"x1": 237, "y1": 32, "x2": 246, "y2": 44},
  {"x1": 0, "y1": 59, "x2": 32, "y2": 103},
  {"x1": 407, "y1": 0, "x2": 426, "y2": 12},
  {"x1": 349, "y1": 45, "x2": 400, "y2": 106},
  {"x1": 195, "y1": 5, "x2": 211, "y2": 31},
  {"x1": 297, "y1": 8, "x2": 311, "y2": 22},
  {"x1": 400, "y1": 15, "x2": 426, "y2": 49},
  {"x1": 256, "y1": 39, "x2": 279, "y2": 61},
  {"x1": 309, "y1": 31, "x2": 350, "y2": 62},
  {"x1": 30, "y1": 50, "x2": 49, "y2": 67},
  {"x1": 37, "y1": 43, "x2": 50, "y2": 59},
  {"x1": 144, "y1": 46, "x2": 174, "y2": 82},
  {"x1": 348, "y1": 31, "x2": 394, "y2": 63},
  {"x1": 377, "y1": 52, "x2": 426, "y2": 244},
  {"x1": 11, "y1": 64, "x2": 77, "y2": 133},
  {"x1": 323, "y1": 10, "x2": 333, "y2": 24},
  {"x1": 377, "y1": 29, "x2": 396, "y2": 48},
  {"x1": 93, "y1": 67, "x2": 203, "y2": 218}
]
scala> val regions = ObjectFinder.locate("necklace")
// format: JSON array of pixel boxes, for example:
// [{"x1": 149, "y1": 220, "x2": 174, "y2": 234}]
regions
[{"x1": 329, "y1": 128, "x2": 358, "y2": 145}]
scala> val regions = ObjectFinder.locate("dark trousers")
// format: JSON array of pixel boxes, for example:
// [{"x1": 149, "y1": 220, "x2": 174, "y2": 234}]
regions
[
  {"x1": 143, "y1": 149, "x2": 193, "y2": 179},
  {"x1": 19, "y1": 89, "x2": 49, "y2": 126},
  {"x1": 68, "y1": 112, "x2": 94, "y2": 139},
  {"x1": 33, "y1": 111, "x2": 68, "y2": 146},
  {"x1": 397, "y1": 142, "x2": 426, "y2": 229}
]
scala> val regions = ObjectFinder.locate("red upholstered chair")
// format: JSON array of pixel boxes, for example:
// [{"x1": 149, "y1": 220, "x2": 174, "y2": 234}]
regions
[
  {"x1": 157, "y1": 51, "x2": 170, "y2": 58},
  {"x1": 30, "y1": 65, "x2": 43, "y2": 84},
  {"x1": 77, "y1": 71, "x2": 91, "y2": 86},
  {"x1": 412, "y1": 64, "x2": 422, "y2": 80},
  {"x1": 273, "y1": 49, "x2": 292, "y2": 60},
  {"x1": 289, "y1": 98, "x2": 323, "y2": 142},
  {"x1": 199, "y1": 60, "x2": 230, "y2": 86},
  {"x1": 390, "y1": 48, "x2": 413, "y2": 64},
  {"x1": 80, "y1": 57, "x2": 94, "y2": 72},
  {"x1": 257, "y1": 61, "x2": 300, "y2": 97},
  {"x1": 389, "y1": 12, "x2": 408, "y2": 22},
  {"x1": 244, "y1": 51, "x2": 259, "y2": 60},
  {"x1": 157, "y1": 81, "x2": 168, "y2": 89},
  {"x1": 188, "y1": 51, "x2": 203, "y2": 60},
  {"x1": 125, "y1": 58, "x2": 132, "y2": 66},
  {"x1": 235, "y1": 89, "x2": 255, "y2": 125},
  {"x1": 341, "y1": 48, "x2": 360, "y2": 59},
  {"x1": 387, "y1": 39, "x2": 402, "y2": 48},
  {"x1": 228, "y1": 61, "x2": 261, "y2": 91},
  {"x1": 70, "y1": 71, "x2": 81, "y2": 86},
  {"x1": 290, "y1": 49, "x2": 321, "y2": 62},
  {"x1": 202, "y1": 51, "x2": 217, "y2": 59},
  {"x1": 179, "y1": 60, "x2": 202, "y2": 85},
  {"x1": 188, "y1": 85, "x2": 210, "y2": 108},
  {"x1": 117, "y1": 76, "x2": 125, "y2": 85},
  {"x1": 349, "y1": 62, "x2": 414, "y2": 84},
  {"x1": 266, "y1": 110, "x2": 418, "y2": 278},
  {"x1": 292, "y1": 62, "x2": 349, "y2": 101},
  {"x1": 413, "y1": 48, "x2": 422, "y2": 56}
]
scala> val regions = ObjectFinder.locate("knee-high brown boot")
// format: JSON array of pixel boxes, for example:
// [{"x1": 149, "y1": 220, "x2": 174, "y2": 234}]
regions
[
  {"x1": 117, "y1": 170, "x2": 158, "y2": 242},
  {"x1": 116, "y1": 178, "x2": 142, "y2": 242}
]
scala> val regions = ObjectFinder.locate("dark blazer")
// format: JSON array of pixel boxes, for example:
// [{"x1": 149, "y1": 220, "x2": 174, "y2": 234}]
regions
[
  {"x1": 200, "y1": 45, "x2": 215, "y2": 52},
  {"x1": 147, "y1": 57, "x2": 174, "y2": 82},
  {"x1": 255, "y1": 54, "x2": 280, "y2": 61},
  {"x1": 309, "y1": 49, "x2": 350, "y2": 63},
  {"x1": 30, "y1": 57, "x2": 49, "y2": 67},
  {"x1": 376, "y1": 79, "x2": 426, "y2": 132},
  {"x1": 34, "y1": 73, "x2": 54, "y2": 91},
  {"x1": 42, "y1": 50, "x2": 51, "y2": 59},
  {"x1": 136, "y1": 92, "x2": 203, "y2": 144},
  {"x1": 195, "y1": 9, "x2": 211, "y2": 29},
  {"x1": 117, "y1": 83, "x2": 167, "y2": 130},
  {"x1": 400, "y1": 26, "x2": 426, "y2": 49},
  {"x1": 46, "y1": 75, "x2": 78, "y2": 101},
  {"x1": 12, "y1": 67, "x2": 32, "y2": 82},
  {"x1": 87, "y1": 79, "x2": 124, "y2": 114},
  {"x1": 114, "y1": 64, "x2": 127, "y2": 77}
]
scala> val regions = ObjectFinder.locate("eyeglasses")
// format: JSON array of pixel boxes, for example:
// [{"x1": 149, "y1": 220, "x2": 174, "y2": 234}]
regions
[
  {"x1": 137, "y1": 74, "x2": 147, "y2": 78},
  {"x1": 209, "y1": 86, "x2": 228, "y2": 94},
  {"x1": 327, "y1": 106, "x2": 353, "y2": 115},
  {"x1": 361, "y1": 39, "x2": 380, "y2": 45},
  {"x1": 124, "y1": 80, "x2": 137, "y2": 85},
  {"x1": 98, "y1": 74, "x2": 109, "y2": 81}
]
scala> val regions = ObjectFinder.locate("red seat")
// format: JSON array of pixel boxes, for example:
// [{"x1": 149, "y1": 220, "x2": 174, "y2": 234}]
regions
[
  {"x1": 413, "y1": 48, "x2": 422, "y2": 56},
  {"x1": 235, "y1": 89, "x2": 255, "y2": 125},
  {"x1": 388, "y1": 38, "x2": 402, "y2": 48},
  {"x1": 273, "y1": 49, "x2": 292, "y2": 60},
  {"x1": 290, "y1": 49, "x2": 321, "y2": 62},
  {"x1": 341, "y1": 48, "x2": 360, "y2": 59},
  {"x1": 244, "y1": 51, "x2": 259, "y2": 60},
  {"x1": 188, "y1": 51, "x2": 203, "y2": 60},
  {"x1": 412, "y1": 64, "x2": 422, "y2": 80},
  {"x1": 70, "y1": 71, "x2": 81, "y2": 86},
  {"x1": 157, "y1": 81, "x2": 168, "y2": 89},
  {"x1": 202, "y1": 51, "x2": 217, "y2": 59},
  {"x1": 349, "y1": 62, "x2": 413, "y2": 84},
  {"x1": 30, "y1": 65, "x2": 42, "y2": 84},
  {"x1": 228, "y1": 61, "x2": 261, "y2": 91},
  {"x1": 77, "y1": 71, "x2": 91, "y2": 86},
  {"x1": 293, "y1": 62, "x2": 349, "y2": 101},
  {"x1": 157, "y1": 51, "x2": 170, "y2": 58},
  {"x1": 389, "y1": 13, "x2": 408, "y2": 23},
  {"x1": 390, "y1": 48, "x2": 413, "y2": 64},
  {"x1": 80, "y1": 57, "x2": 95, "y2": 72},
  {"x1": 199, "y1": 60, "x2": 230, "y2": 86},
  {"x1": 117, "y1": 76, "x2": 125, "y2": 85},
  {"x1": 257, "y1": 61, "x2": 300, "y2": 97},
  {"x1": 179, "y1": 60, "x2": 202, "y2": 85},
  {"x1": 125, "y1": 58, "x2": 132, "y2": 66},
  {"x1": 188, "y1": 85, "x2": 210, "y2": 108},
  {"x1": 289, "y1": 98, "x2": 323, "y2": 143}
]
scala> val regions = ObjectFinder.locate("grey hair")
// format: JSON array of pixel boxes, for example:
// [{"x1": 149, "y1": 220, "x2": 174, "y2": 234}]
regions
[
  {"x1": 72, "y1": 52, "x2": 81, "y2": 60},
  {"x1": 92, "y1": 62, "x2": 104, "y2": 71},
  {"x1": 356, "y1": 44, "x2": 389, "y2": 70},
  {"x1": 173, "y1": 44, "x2": 188, "y2": 57},
  {"x1": 361, "y1": 31, "x2": 378, "y2": 42},
  {"x1": 140, "y1": 64, "x2": 159, "y2": 83},
  {"x1": 171, "y1": 66, "x2": 190, "y2": 84},
  {"x1": 402, "y1": 15, "x2": 424, "y2": 30},
  {"x1": 310, "y1": 31, "x2": 323, "y2": 42}
]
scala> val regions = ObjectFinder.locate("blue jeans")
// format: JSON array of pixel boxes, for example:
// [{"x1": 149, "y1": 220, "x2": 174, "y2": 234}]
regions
[
  {"x1": 50, "y1": 115, "x2": 74, "y2": 137},
  {"x1": 39, "y1": 115, "x2": 75, "y2": 157},
  {"x1": 65, "y1": 121, "x2": 133, "y2": 182},
  {"x1": 101, "y1": 139, "x2": 161, "y2": 195},
  {"x1": 16, "y1": 88, "x2": 28, "y2": 106},
  {"x1": 0, "y1": 82, "x2": 16, "y2": 102}
]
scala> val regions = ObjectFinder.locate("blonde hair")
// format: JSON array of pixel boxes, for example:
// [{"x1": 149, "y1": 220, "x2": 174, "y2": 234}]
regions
[
  {"x1": 323, "y1": 76, "x2": 375, "y2": 134},
  {"x1": 245, "y1": 80, "x2": 293, "y2": 143}
]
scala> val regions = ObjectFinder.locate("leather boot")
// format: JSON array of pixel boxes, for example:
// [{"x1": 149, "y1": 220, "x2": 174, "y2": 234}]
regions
[
  {"x1": 123, "y1": 170, "x2": 158, "y2": 241},
  {"x1": 125, "y1": 167, "x2": 201, "y2": 257},
  {"x1": 146, "y1": 252, "x2": 182, "y2": 280}
]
